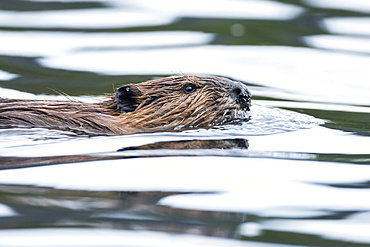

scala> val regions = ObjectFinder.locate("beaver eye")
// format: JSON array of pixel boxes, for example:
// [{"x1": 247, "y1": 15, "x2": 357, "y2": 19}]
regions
[{"x1": 183, "y1": 84, "x2": 196, "y2": 94}]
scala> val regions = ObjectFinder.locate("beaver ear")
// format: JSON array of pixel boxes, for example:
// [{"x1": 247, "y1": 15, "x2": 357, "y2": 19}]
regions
[{"x1": 114, "y1": 85, "x2": 141, "y2": 113}]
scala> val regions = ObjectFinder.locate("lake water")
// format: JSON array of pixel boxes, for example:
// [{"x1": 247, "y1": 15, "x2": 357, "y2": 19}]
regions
[{"x1": 0, "y1": 0, "x2": 370, "y2": 246}]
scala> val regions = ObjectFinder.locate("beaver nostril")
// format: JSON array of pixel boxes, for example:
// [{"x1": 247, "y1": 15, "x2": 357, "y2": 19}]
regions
[{"x1": 232, "y1": 87, "x2": 242, "y2": 98}]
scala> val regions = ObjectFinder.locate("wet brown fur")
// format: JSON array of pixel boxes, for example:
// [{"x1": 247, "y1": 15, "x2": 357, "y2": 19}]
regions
[{"x1": 0, "y1": 75, "x2": 251, "y2": 135}]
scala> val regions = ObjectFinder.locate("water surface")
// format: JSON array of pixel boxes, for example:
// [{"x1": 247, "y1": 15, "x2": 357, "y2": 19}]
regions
[{"x1": 0, "y1": 0, "x2": 370, "y2": 246}]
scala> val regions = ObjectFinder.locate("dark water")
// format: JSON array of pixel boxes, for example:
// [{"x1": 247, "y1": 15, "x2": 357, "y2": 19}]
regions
[{"x1": 1, "y1": 0, "x2": 370, "y2": 246}]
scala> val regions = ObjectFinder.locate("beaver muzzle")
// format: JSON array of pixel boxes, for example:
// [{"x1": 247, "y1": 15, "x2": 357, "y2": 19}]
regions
[{"x1": 230, "y1": 82, "x2": 252, "y2": 111}]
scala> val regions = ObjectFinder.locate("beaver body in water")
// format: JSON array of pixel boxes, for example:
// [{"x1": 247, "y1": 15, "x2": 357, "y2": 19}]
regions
[{"x1": 0, "y1": 75, "x2": 251, "y2": 135}]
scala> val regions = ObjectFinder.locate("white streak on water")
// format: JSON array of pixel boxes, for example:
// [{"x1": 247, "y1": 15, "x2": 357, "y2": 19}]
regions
[
  {"x1": 0, "y1": 228, "x2": 289, "y2": 247},
  {"x1": 257, "y1": 214, "x2": 370, "y2": 244},
  {"x1": 0, "y1": 203, "x2": 17, "y2": 217},
  {"x1": 304, "y1": 35, "x2": 370, "y2": 54},
  {"x1": 0, "y1": 70, "x2": 18, "y2": 81},
  {"x1": 127, "y1": 0, "x2": 303, "y2": 20},
  {"x1": 320, "y1": 17, "x2": 370, "y2": 36},
  {"x1": 303, "y1": 0, "x2": 370, "y2": 13},
  {"x1": 0, "y1": 31, "x2": 214, "y2": 57},
  {"x1": 0, "y1": 9, "x2": 174, "y2": 28}
]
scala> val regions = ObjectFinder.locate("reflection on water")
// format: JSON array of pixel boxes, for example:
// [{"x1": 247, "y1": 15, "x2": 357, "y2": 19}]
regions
[
  {"x1": 0, "y1": 0, "x2": 370, "y2": 247},
  {"x1": 118, "y1": 138, "x2": 249, "y2": 151}
]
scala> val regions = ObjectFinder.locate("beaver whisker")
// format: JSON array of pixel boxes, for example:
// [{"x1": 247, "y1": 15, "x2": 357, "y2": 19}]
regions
[
  {"x1": 221, "y1": 109, "x2": 230, "y2": 119},
  {"x1": 181, "y1": 107, "x2": 218, "y2": 128},
  {"x1": 191, "y1": 112, "x2": 219, "y2": 128}
]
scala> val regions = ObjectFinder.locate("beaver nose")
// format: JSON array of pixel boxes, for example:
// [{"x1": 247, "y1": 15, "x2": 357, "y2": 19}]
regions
[{"x1": 230, "y1": 83, "x2": 251, "y2": 111}]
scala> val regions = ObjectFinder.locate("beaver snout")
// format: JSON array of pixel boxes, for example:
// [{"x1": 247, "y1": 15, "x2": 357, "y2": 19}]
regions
[{"x1": 230, "y1": 82, "x2": 251, "y2": 111}]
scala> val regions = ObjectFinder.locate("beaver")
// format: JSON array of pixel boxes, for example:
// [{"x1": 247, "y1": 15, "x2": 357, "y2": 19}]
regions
[{"x1": 0, "y1": 75, "x2": 251, "y2": 135}]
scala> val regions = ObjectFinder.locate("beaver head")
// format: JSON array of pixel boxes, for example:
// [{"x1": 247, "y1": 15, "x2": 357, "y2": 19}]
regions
[{"x1": 114, "y1": 75, "x2": 251, "y2": 132}]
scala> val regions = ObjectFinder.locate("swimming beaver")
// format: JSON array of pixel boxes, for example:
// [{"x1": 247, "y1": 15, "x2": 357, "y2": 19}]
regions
[{"x1": 0, "y1": 75, "x2": 251, "y2": 135}]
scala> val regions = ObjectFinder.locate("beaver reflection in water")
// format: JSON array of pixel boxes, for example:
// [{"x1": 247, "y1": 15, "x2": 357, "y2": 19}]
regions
[{"x1": 0, "y1": 75, "x2": 251, "y2": 135}]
